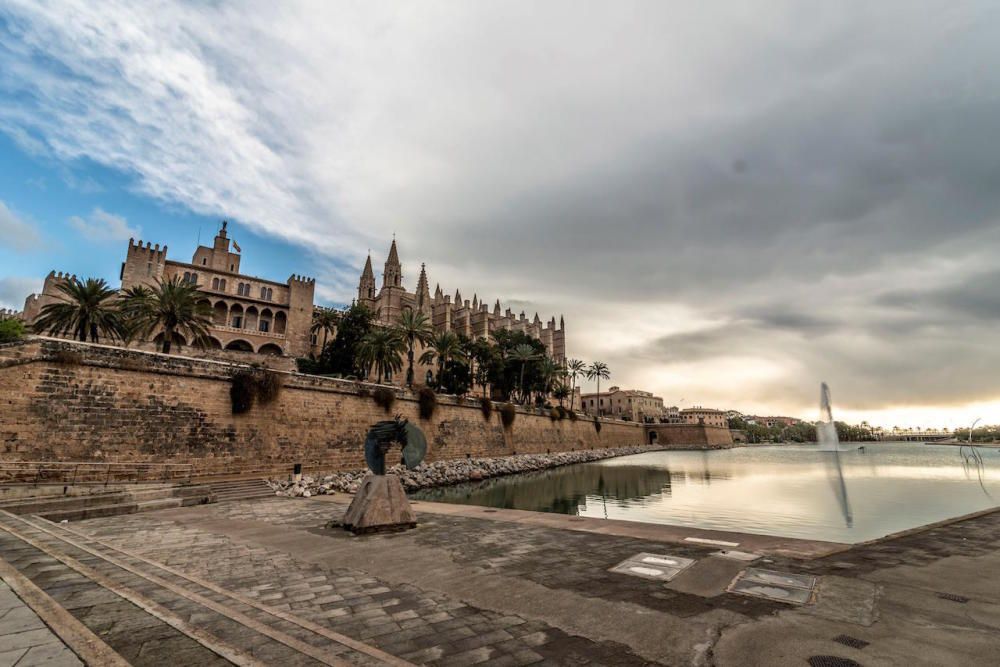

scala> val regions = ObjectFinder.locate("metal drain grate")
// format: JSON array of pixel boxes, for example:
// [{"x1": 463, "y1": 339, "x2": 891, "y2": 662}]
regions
[
  {"x1": 482, "y1": 509, "x2": 497, "y2": 513},
  {"x1": 808, "y1": 656, "x2": 862, "y2": 667},
  {"x1": 937, "y1": 592, "x2": 969, "y2": 603},
  {"x1": 833, "y1": 635, "x2": 870, "y2": 650}
]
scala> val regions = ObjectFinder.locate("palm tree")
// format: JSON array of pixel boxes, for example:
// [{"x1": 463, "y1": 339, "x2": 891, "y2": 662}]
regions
[
  {"x1": 357, "y1": 328, "x2": 406, "y2": 384},
  {"x1": 537, "y1": 357, "x2": 561, "y2": 402},
  {"x1": 586, "y1": 361, "x2": 611, "y2": 416},
  {"x1": 419, "y1": 331, "x2": 466, "y2": 386},
  {"x1": 127, "y1": 276, "x2": 213, "y2": 353},
  {"x1": 510, "y1": 343, "x2": 541, "y2": 404},
  {"x1": 33, "y1": 277, "x2": 124, "y2": 343},
  {"x1": 310, "y1": 308, "x2": 339, "y2": 353},
  {"x1": 552, "y1": 383, "x2": 570, "y2": 407},
  {"x1": 397, "y1": 310, "x2": 433, "y2": 386},
  {"x1": 566, "y1": 359, "x2": 586, "y2": 411},
  {"x1": 118, "y1": 285, "x2": 153, "y2": 347}
]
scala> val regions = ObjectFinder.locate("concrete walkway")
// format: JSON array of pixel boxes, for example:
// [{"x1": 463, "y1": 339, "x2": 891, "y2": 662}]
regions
[
  {"x1": 1, "y1": 495, "x2": 999, "y2": 665},
  {"x1": 0, "y1": 581, "x2": 80, "y2": 667}
]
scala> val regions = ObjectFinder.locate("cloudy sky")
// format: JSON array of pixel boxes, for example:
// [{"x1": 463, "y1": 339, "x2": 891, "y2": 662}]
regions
[{"x1": 1, "y1": 1, "x2": 998, "y2": 428}]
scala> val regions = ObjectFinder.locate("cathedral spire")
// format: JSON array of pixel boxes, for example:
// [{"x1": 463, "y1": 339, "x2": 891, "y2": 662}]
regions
[
  {"x1": 358, "y1": 252, "x2": 376, "y2": 302},
  {"x1": 472, "y1": 294, "x2": 479, "y2": 311},
  {"x1": 454, "y1": 288, "x2": 462, "y2": 305},
  {"x1": 494, "y1": 299, "x2": 501, "y2": 316},
  {"x1": 382, "y1": 238, "x2": 401, "y2": 288},
  {"x1": 416, "y1": 263, "x2": 431, "y2": 310}
]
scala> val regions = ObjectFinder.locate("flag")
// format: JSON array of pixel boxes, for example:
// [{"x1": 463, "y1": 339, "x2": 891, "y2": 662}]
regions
[{"x1": 232, "y1": 240, "x2": 241, "y2": 253}]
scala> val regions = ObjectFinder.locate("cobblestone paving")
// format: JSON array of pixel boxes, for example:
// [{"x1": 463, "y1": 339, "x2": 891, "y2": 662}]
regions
[
  {"x1": 0, "y1": 580, "x2": 82, "y2": 667},
  {"x1": 0, "y1": 532, "x2": 230, "y2": 666},
  {"x1": 76, "y1": 503, "x2": 655, "y2": 665}
]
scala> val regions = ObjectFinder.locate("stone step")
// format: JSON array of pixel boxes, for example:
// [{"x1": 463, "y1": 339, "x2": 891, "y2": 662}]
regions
[
  {"x1": 39, "y1": 495, "x2": 211, "y2": 523},
  {"x1": 0, "y1": 511, "x2": 410, "y2": 666},
  {"x1": 208, "y1": 479, "x2": 274, "y2": 503},
  {"x1": 0, "y1": 484, "x2": 213, "y2": 516}
]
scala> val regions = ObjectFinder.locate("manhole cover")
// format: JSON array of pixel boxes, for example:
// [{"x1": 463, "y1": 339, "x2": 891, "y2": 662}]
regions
[
  {"x1": 609, "y1": 552, "x2": 696, "y2": 582},
  {"x1": 728, "y1": 567, "x2": 817, "y2": 605},
  {"x1": 833, "y1": 635, "x2": 870, "y2": 650},
  {"x1": 808, "y1": 656, "x2": 862, "y2": 667}
]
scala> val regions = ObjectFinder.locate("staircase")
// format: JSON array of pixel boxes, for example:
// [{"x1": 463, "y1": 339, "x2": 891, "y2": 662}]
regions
[
  {"x1": 0, "y1": 484, "x2": 214, "y2": 522},
  {"x1": 208, "y1": 478, "x2": 274, "y2": 503}
]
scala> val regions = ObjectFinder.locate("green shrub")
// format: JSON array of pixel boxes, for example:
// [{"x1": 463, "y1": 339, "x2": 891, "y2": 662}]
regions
[
  {"x1": 556, "y1": 406, "x2": 568, "y2": 420},
  {"x1": 0, "y1": 318, "x2": 26, "y2": 343},
  {"x1": 230, "y1": 368, "x2": 283, "y2": 413},
  {"x1": 230, "y1": 371, "x2": 257, "y2": 414},
  {"x1": 568, "y1": 410, "x2": 578, "y2": 421},
  {"x1": 418, "y1": 386, "x2": 437, "y2": 420},
  {"x1": 373, "y1": 387, "x2": 396, "y2": 412},
  {"x1": 549, "y1": 408, "x2": 560, "y2": 422},
  {"x1": 256, "y1": 370, "x2": 284, "y2": 404},
  {"x1": 479, "y1": 397, "x2": 493, "y2": 422},
  {"x1": 499, "y1": 403, "x2": 516, "y2": 429}
]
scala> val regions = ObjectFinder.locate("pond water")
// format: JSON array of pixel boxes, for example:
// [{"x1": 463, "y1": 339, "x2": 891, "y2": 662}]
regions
[{"x1": 411, "y1": 443, "x2": 1000, "y2": 543}]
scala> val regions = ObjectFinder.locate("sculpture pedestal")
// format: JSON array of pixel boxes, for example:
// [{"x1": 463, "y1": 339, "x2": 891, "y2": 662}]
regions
[{"x1": 342, "y1": 474, "x2": 416, "y2": 534}]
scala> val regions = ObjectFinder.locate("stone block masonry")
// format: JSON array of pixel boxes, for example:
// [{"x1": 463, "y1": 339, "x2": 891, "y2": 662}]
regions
[{"x1": 0, "y1": 338, "x2": 729, "y2": 475}]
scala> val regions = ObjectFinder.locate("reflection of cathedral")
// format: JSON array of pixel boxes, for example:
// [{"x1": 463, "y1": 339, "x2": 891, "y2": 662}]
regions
[
  {"x1": 415, "y1": 464, "x2": 673, "y2": 514},
  {"x1": 359, "y1": 239, "x2": 566, "y2": 362}
]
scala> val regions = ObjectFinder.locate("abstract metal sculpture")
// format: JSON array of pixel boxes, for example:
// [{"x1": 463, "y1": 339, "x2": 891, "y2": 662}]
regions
[
  {"x1": 364, "y1": 416, "x2": 427, "y2": 475},
  {"x1": 343, "y1": 416, "x2": 427, "y2": 534}
]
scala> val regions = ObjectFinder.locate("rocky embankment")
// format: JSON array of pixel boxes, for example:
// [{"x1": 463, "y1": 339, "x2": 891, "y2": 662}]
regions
[{"x1": 267, "y1": 445, "x2": 659, "y2": 498}]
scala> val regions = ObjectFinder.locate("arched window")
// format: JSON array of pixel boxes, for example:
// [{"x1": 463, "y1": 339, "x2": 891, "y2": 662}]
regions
[
  {"x1": 220, "y1": 279, "x2": 226, "y2": 290},
  {"x1": 183, "y1": 271, "x2": 191, "y2": 282},
  {"x1": 190, "y1": 272, "x2": 198, "y2": 284},
  {"x1": 260, "y1": 286, "x2": 267, "y2": 299},
  {"x1": 425, "y1": 370, "x2": 434, "y2": 385},
  {"x1": 212, "y1": 278, "x2": 220, "y2": 290},
  {"x1": 266, "y1": 288, "x2": 273, "y2": 300}
]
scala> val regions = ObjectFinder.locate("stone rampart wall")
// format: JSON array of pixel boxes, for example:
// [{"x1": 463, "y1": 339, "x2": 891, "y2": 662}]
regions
[{"x1": 0, "y1": 339, "x2": 675, "y2": 474}]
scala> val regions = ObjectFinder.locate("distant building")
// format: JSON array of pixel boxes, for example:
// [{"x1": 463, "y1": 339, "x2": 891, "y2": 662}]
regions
[
  {"x1": 21, "y1": 222, "x2": 316, "y2": 358},
  {"x1": 680, "y1": 407, "x2": 728, "y2": 428},
  {"x1": 580, "y1": 386, "x2": 666, "y2": 422},
  {"x1": 749, "y1": 415, "x2": 800, "y2": 428}
]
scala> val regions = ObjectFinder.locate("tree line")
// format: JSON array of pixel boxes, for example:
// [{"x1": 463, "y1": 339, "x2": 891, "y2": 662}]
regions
[{"x1": 302, "y1": 303, "x2": 611, "y2": 406}]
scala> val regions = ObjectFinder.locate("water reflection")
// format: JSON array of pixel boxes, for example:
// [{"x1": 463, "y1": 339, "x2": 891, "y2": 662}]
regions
[
  {"x1": 414, "y1": 464, "x2": 674, "y2": 514},
  {"x1": 413, "y1": 443, "x2": 1000, "y2": 543}
]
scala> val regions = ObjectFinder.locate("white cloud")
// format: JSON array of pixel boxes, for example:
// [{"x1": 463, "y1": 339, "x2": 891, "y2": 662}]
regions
[
  {"x1": 68, "y1": 208, "x2": 140, "y2": 242},
  {"x1": 0, "y1": 200, "x2": 40, "y2": 250},
  {"x1": 0, "y1": 276, "x2": 41, "y2": 311}
]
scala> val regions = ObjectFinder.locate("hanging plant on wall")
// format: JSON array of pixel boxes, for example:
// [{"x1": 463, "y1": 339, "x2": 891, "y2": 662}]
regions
[
  {"x1": 499, "y1": 403, "x2": 516, "y2": 429},
  {"x1": 418, "y1": 387, "x2": 437, "y2": 420},
  {"x1": 593, "y1": 417, "x2": 602, "y2": 433},
  {"x1": 229, "y1": 368, "x2": 285, "y2": 414},
  {"x1": 372, "y1": 387, "x2": 396, "y2": 412},
  {"x1": 479, "y1": 397, "x2": 493, "y2": 422},
  {"x1": 230, "y1": 371, "x2": 257, "y2": 414}
]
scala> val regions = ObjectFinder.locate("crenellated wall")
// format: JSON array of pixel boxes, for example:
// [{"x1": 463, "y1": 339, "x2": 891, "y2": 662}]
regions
[{"x1": 0, "y1": 339, "x2": 733, "y2": 476}]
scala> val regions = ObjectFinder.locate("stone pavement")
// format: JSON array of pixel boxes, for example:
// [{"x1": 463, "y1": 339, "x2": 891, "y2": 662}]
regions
[
  {"x1": 2, "y1": 494, "x2": 999, "y2": 665},
  {"x1": 0, "y1": 581, "x2": 81, "y2": 667}
]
